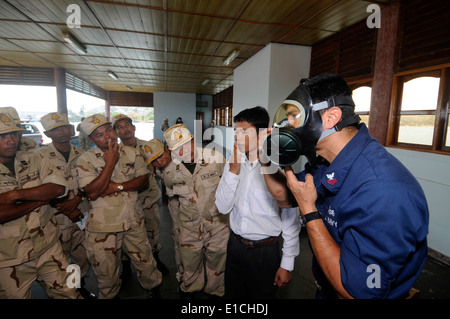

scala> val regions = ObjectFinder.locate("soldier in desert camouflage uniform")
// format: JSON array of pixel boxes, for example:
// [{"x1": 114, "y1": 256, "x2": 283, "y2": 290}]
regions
[
  {"x1": 162, "y1": 124, "x2": 229, "y2": 298},
  {"x1": 112, "y1": 114, "x2": 168, "y2": 276},
  {"x1": 0, "y1": 111, "x2": 80, "y2": 299},
  {"x1": 141, "y1": 137, "x2": 184, "y2": 284},
  {"x1": 37, "y1": 112, "x2": 94, "y2": 298},
  {"x1": 76, "y1": 114, "x2": 162, "y2": 299}
]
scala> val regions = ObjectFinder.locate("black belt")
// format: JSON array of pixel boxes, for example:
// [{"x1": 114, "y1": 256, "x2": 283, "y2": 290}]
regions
[{"x1": 232, "y1": 231, "x2": 279, "y2": 249}]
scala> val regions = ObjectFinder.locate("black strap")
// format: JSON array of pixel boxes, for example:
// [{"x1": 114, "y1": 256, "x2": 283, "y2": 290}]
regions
[
  {"x1": 335, "y1": 114, "x2": 361, "y2": 131},
  {"x1": 328, "y1": 96, "x2": 355, "y2": 108}
]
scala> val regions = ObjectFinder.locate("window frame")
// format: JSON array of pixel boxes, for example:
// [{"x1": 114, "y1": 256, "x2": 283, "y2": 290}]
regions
[
  {"x1": 213, "y1": 105, "x2": 233, "y2": 127},
  {"x1": 388, "y1": 67, "x2": 450, "y2": 154}
]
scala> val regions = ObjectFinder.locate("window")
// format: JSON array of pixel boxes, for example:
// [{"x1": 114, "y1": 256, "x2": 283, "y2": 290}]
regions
[
  {"x1": 213, "y1": 86, "x2": 233, "y2": 127},
  {"x1": 110, "y1": 106, "x2": 154, "y2": 141},
  {"x1": 66, "y1": 89, "x2": 105, "y2": 134},
  {"x1": 390, "y1": 68, "x2": 450, "y2": 153},
  {"x1": 398, "y1": 76, "x2": 439, "y2": 146},
  {"x1": 352, "y1": 86, "x2": 372, "y2": 126},
  {"x1": 213, "y1": 106, "x2": 232, "y2": 127},
  {"x1": 446, "y1": 114, "x2": 450, "y2": 148}
]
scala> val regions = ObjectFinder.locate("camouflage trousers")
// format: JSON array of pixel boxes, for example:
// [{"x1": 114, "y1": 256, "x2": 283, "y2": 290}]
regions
[
  {"x1": 60, "y1": 224, "x2": 90, "y2": 278},
  {"x1": 179, "y1": 223, "x2": 229, "y2": 297},
  {"x1": 0, "y1": 241, "x2": 81, "y2": 299},
  {"x1": 143, "y1": 201, "x2": 161, "y2": 253},
  {"x1": 85, "y1": 222, "x2": 162, "y2": 299},
  {"x1": 121, "y1": 201, "x2": 161, "y2": 264},
  {"x1": 167, "y1": 197, "x2": 183, "y2": 282}
]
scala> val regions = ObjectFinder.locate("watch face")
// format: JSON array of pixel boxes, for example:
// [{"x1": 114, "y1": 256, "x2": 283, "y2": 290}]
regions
[
  {"x1": 299, "y1": 211, "x2": 322, "y2": 227},
  {"x1": 299, "y1": 215, "x2": 306, "y2": 227}
]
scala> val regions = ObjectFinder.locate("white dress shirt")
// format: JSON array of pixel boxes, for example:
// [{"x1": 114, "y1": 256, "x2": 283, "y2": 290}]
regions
[{"x1": 215, "y1": 154, "x2": 300, "y2": 271}]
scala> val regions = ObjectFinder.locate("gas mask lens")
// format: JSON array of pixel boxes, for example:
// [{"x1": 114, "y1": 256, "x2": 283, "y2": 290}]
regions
[
  {"x1": 273, "y1": 101, "x2": 306, "y2": 129},
  {"x1": 263, "y1": 101, "x2": 308, "y2": 167}
]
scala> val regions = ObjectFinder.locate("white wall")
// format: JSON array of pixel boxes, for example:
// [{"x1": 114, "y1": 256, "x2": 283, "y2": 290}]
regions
[
  {"x1": 153, "y1": 92, "x2": 196, "y2": 141},
  {"x1": 267, "y1": 43, "x2": 311, "y2": 121},
  {"x1": 387, "y1": 147, "x2": 450, "y2": 258},
  {"x1": 233, "y1": 45, "x2": 271, "y2": 117}
]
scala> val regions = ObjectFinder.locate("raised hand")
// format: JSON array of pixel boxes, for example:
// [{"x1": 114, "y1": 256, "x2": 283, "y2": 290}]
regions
[
  {"x1": 103, "y1": 138, "x2": 119, "y2": 167},
  {"x1": 229, "y1": 141, "x2": 241, "y2": 175}
]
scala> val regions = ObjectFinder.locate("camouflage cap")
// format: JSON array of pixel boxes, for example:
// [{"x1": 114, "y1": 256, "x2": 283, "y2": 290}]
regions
[
  {"x1": 0, "y1": 112, "x2": 24, "y2": 134},
  {"x1": 0, "y1": 107, "x2": 22, "y2": 124},
  {"x1": 163, "y1": 123, "x2": 193, "y2": 150},
  {"x1": 81, "y1": 114, "x2": 111, "y2": 136},
  {"x1": 40, "y1": 112, "x2": 71, "y2": 131},
  {"x1": 141, "y1": 138, "x2": 165, "y2": 164},
  {"x1": 112, "y1": 113, "x2": 132, "y2": 128}
]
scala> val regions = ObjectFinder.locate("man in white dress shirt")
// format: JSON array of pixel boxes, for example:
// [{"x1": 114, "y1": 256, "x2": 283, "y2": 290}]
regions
[{"x1": 215, "y1": 106, "x2": 300, "y2": 299}]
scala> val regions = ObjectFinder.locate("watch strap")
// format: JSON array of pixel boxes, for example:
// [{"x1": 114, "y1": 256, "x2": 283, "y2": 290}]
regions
[{"x1": 300, "y1": 211, "x2": 322, "y2": 226}]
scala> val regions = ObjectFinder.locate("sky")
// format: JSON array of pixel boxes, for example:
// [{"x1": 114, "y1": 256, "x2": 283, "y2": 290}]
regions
[{"x1": 0, "y1": 84, "x2": 105, "y2": 120}]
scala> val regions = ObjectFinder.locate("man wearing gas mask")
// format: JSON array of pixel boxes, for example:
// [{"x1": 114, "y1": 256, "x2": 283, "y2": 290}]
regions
[{"x1": 262, "y1": 73, "x2": 429, "y2": 299}]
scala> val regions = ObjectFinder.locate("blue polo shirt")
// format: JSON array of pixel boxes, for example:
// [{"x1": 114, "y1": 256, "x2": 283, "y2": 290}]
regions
[{"x1": 296, "y1": 124, "x2": 429, "y2": 299}]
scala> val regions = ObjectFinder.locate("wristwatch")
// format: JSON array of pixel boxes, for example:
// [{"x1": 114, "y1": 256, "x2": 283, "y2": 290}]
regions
[
  {"x1": 117, "y1": 184, "x2": 124, "y2": 191},
  {"x1": 299, "y1": 211, "x2": 322, "y2": 227}
]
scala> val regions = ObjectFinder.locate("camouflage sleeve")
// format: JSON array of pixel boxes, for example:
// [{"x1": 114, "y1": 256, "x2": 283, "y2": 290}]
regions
[
  {"x1": 162, "y1": 168, "x2": 174, "y2": 197},
  {"x1": 134, "y1": 149, "x2": 150, "y2": 178},
  {"x1": 75, "y1": 153, "x2": 98, "y2": 189},
  {"x1": 36, "y1": 152, "x2": 68, "y2": 198}
]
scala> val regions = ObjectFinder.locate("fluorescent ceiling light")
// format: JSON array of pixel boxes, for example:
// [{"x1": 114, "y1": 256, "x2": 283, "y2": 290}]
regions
[
  {"x1": 202, "y1": 78, "x2": 210, "y2": 85},
  {"x1": 63, "y1": 32, "x2": 87, "y2": 55},
  {"x1": 223, "y1": 49, "x2": 240, "y2": 66},
  {"x1": 108, "y1": 71, "x2": 119, "y2": 80}
]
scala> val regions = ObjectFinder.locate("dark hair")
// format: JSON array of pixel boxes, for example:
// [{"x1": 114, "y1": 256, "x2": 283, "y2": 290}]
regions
[
  {"x1": 233, "y1": 106, "x2": 270, "y2": 130},
  {"x1": 301, "y1": 73, "x2": 356, "y2": 121}
]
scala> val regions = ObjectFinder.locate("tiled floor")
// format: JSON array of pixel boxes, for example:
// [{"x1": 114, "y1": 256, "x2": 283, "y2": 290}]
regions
[{"x1": 31, "y1": 199, "x2": 450, "y2": 299}]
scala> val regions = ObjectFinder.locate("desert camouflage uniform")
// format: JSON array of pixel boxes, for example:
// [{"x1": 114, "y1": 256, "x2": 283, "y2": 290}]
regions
[
  {"x1": 18, "y1": 136, "x2": 39, "y2": 152},
  {"x1": 76, "y1": 144, "x2": 162, "y2": 299},
  {"x1": 36, "y1": 143, "x2": 90, "y2": 277},
  {"x1": 0, "y1": 151, "x2": 79, "y2": 299},
  {"x1": 155, "y1": 167, "x2": 184, "y2": 282},
  {"x1": 134, "y1": 138, "x2": 162, "y2": 252},
  {"x1": 163, "y1": 148, "x2": 229, "y2": 297}
]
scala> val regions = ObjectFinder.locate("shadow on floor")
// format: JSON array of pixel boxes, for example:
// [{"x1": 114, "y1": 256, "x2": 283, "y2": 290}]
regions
[{"x1": 31, "y1": 198, "x2": 450, "y2": 299}]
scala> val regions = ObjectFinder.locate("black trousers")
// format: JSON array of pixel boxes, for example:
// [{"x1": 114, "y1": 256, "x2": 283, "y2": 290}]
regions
[{"x1": 224, "y1": 232, "x2": 280, "y2": 299}]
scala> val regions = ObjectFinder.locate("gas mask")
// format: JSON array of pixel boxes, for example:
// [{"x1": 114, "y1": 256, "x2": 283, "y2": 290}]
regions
[{"x1": 263, "y1": 83, "x2": 359, "y2": 166}]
